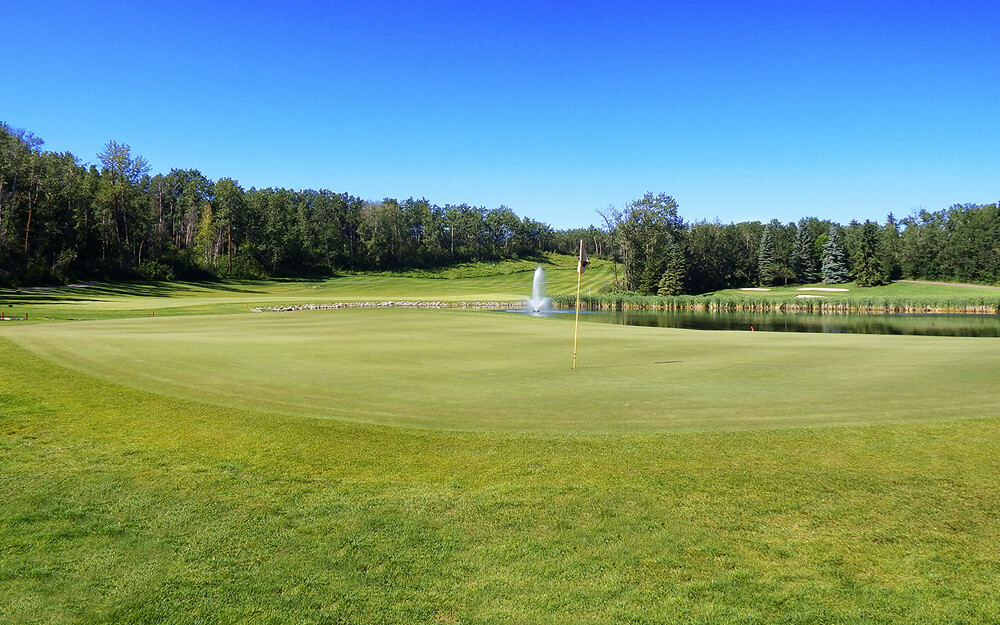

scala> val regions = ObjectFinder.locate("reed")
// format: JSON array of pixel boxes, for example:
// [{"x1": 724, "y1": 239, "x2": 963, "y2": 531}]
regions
[{"x1": 551, "y1": 292, "x2": 1000, "y2": 314}]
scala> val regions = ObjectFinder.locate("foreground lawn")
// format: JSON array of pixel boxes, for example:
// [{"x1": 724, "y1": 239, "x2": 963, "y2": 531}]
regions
[{"x1": 2, "y1": 336, "x2": 1000, "y2": 624}]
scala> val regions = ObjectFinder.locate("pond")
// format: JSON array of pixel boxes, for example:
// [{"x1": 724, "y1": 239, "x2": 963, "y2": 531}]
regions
[{"x1": 572, "y1": 310, "x2": 1000, "y2": 337}]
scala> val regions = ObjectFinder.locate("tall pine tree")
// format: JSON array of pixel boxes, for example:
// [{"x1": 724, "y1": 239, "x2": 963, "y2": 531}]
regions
[
  {"x1": 792, "y1": 220, "x2": 818, "y2": 283},
  {"x1": 757, "y1": 226, "x2": 776, "y2": 286},
  {"x1": 854, "y1": 220, "x2": 890, "y2": 287},
  {"x1": 656, "y1": 234, "x2": 686, "y2": 295},
  {"x1": 821, "y1": 226, "x2": 850, "y2": 284}
]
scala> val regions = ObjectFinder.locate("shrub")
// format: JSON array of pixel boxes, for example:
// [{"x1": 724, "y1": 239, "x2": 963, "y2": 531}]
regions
[{"x1": 137, "y1": 260, "x2": 176, "y2": 282}]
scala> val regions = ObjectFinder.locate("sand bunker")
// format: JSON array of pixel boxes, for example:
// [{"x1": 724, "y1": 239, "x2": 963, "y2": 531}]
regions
[
  {"x1": 797, "y1": 287, "x2": 849, "y2": 292},
  {"x1": 795, "y1": 294, "x2": 826, "y2": 298}
]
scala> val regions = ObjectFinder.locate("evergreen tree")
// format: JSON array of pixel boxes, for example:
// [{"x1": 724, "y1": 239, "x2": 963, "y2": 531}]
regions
[
  {"x1": 882, "y1": 213, "x2": 902, "y2": 279},
  {"x1": 757, "y1": 226, "x2": 776, "y2": 286},
  {"x1": 791, "y1": 220, "x2": 818, "y2": 283},
  {"x1": 854, "y1": 220, "x2": 890, "y2": 287},
  {"x1": 656, "y1": 236, "x2": 686, "y2": 295},
  {"x1": 821, "y1": 227, "x2": 850, "y2": 284}
]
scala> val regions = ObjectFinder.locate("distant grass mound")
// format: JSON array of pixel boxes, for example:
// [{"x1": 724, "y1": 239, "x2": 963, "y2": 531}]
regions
[
  {"x1": 0, "y1": 254, "x2": 616, "y2": 321},
  {"x1": 364, "y1": 252, "x2": 586, "y2": 279}
]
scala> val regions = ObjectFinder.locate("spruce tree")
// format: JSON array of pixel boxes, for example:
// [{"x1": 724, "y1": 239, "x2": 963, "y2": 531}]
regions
[
  {"x1": 757, "y1": 226, "x2": 776, "y2": 286},
  {"x1": 821, "y1": 227, "x2": 850, "y2": 284},
  {"x1": 657, "y1": 238, "x2": 686, "y2": 295},
  {"x1": 854, "y1": 220, "x2": 890, "y2": 287},
  {"x1": 791, "y1": 220, "x2": 818, "y2": 283}
]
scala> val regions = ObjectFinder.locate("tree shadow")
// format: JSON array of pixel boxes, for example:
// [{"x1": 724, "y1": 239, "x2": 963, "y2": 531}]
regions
[{"x1": 0, "y1": 279, "x2": 270, "y2": 304}]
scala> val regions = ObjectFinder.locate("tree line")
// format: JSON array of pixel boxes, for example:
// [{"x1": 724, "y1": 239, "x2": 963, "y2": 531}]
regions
[
  {"x1": 595, "y1": 192, "x2": 1000, "y2": 295},
  {"x1": 2, "y1": 123, "x2": 998, "y2": 290},
  {"x1": 0, "y1": 124, "x2": 554, "y2": 283}
]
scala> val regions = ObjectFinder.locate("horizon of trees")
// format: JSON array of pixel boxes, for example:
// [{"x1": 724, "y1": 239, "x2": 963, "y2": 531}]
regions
[{"x1": 2, "y1": 122, "x2": 999, "y2": 293}]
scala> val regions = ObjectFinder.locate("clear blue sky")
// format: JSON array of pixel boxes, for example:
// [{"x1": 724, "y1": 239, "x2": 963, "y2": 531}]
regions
[{"x1": 3, "y1": 1, "x2": 998, "y2": 229}]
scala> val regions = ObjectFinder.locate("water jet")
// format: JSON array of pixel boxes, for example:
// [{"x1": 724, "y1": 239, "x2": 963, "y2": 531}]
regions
[{"x1": 524, "y1": 266, "x2": 552, "y2": 313}]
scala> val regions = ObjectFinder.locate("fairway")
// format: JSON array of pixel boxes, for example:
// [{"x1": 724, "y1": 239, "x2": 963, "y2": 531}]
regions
[{"x1": 5, "y1": 308, "x2": 1000, "y2": 432}]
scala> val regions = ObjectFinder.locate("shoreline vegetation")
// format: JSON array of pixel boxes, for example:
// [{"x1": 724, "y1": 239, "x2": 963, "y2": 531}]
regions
[
  {"x1": 555, "y1": 293, "x2": 1000, "y2": 314},
  {"x1": 249, "y1": 294, "x2": 1000, "y2": 315}
]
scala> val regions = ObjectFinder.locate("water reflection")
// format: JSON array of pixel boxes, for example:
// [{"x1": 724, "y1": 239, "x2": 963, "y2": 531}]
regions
[{"x1": 579, "y1": 310, "x2": 1000, "y2": 337}]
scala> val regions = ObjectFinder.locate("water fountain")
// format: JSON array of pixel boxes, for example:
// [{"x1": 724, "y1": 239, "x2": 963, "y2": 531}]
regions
[{"x1": 524, "y1": 266, "x2": 552, "y2": 313}]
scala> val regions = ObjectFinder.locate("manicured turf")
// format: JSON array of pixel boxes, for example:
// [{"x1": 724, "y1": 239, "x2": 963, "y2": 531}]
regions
[
  {"x1": 713, "y1": 280, "x2": 1000, "y2": 300},
  {"x1": 2, "y1": 269, "x2": 1000, "y2": 623},
  {"x1": 5, "y1": 309, "x2": 1000, "y2": 432}
]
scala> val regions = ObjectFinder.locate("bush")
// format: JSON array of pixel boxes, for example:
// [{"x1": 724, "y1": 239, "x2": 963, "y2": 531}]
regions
[
  {"x1": 51, "y1": 249, "x2": 78, "y2": 284},
  {"x1": 226, "y1": 250, "x2": 269, "y2": 280},
  {"x1": 137, "y1": 260, "x2": 176, "y2": 282}
]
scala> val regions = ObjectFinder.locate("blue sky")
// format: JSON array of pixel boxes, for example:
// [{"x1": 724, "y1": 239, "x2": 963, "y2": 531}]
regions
[{"x1": 3, "y1": 1, "x2": 998, "y2": 229}]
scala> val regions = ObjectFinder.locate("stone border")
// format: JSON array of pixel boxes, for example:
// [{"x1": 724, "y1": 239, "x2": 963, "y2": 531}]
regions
[{"x1": 252, "y1": 301, "x2": 523, "y2": 313}]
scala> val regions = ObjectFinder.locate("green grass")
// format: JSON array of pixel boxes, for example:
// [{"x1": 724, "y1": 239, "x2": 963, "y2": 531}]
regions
[
  {"x1": 5, "y1": 309, "x2": 1000, "y2": 432},
  {"x1": 713, "y1": 281, "x2": 1000, "y2": 299},
  {"x1": 0, "y1": 256, "x2": 617, "y2": 322},
  {"x1": 2, "y1": 268, "x2": 1000, "y2": 623}
]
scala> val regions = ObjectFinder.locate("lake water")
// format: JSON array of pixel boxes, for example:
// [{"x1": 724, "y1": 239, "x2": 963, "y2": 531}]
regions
[{"x1": 574, "y1": 310, "x2": 1000, "y2": 337}]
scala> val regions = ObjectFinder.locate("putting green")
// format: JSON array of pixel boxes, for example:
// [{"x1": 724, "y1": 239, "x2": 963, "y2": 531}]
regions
[{"x1": 5, "y1": 308, "x2": 999, "y2": 432}]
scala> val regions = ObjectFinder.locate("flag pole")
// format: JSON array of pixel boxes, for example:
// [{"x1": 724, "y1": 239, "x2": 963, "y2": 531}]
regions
[
  {"x1": 572, "y1": 239, "x2": 587, "y2": 370},
  {"x1": 572, "y1": 265, "x2": 583, "y2": 369}
]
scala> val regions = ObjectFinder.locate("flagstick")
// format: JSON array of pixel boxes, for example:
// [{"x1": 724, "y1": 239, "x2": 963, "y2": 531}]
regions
[
  {"x1": 572, "y1": 259, "x2": 583, "y2": 370},
  {"x1": 572, "y1": 271, "x2": 582, "y2": 369}
]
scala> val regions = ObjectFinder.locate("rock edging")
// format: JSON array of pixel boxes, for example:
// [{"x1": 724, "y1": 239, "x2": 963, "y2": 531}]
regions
[{"x1": 252, "y1": 301, "x2": 522, "y2": 312}]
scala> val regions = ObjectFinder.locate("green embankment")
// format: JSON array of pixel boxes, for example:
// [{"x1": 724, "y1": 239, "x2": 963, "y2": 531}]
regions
[
  {"x1": 0, "y1": 255, "x2": 615, "y2": 322},
  {"x1": 2, "y1": 265, "x2": 1000, "y2": 623}
]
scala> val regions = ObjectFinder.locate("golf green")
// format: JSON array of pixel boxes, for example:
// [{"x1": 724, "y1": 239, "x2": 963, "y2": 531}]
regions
[{"x1": 7, "y1": 308, "x2": 999, "y2": 432}]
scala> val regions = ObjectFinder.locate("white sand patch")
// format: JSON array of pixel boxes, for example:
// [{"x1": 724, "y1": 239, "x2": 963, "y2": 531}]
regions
[
  {"x1": 739, "y1": 287, "x2": 772, "y2": 291},
  {"x1": 797, "y1": 287, "x2": 849, "y2": 292},
  {"x1": 795, "y1": 294, "x2": 826, "y2": 298}
]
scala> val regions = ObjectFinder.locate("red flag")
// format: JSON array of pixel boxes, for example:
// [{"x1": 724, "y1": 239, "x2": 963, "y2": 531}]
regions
[{"x1": 577, "y1": 239, "x2": 590, "y2": 275}]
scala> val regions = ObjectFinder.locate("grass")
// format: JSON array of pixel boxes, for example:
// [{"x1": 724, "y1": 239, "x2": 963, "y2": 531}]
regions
[
  {"x1": 2, "y1": 266, "x2": 1000, "y2": 623},
  {"x1": 714, "y1": 281, "x2": 1000, "y2": 299},
  {"x1": 0, "y1": 256, "x2": 617, "y2": 322},
  {"x1": 354, "y1": 252, "x2": 589, "y2": 279},
  {"x1": 6, "y1": 309, "x2": 1000, "y2": 432}
]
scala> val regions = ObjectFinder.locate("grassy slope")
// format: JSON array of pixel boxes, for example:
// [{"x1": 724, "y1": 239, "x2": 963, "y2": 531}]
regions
[
  {"x1": 712, "y1": 280, "x2": 1000, "y2": 300},
  {"x1": 3, "y1": 266, "x2": 1000, "y2": 623},
  {"x1": 0, "y1": 255, "x2": 616, "y2": 322}
]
